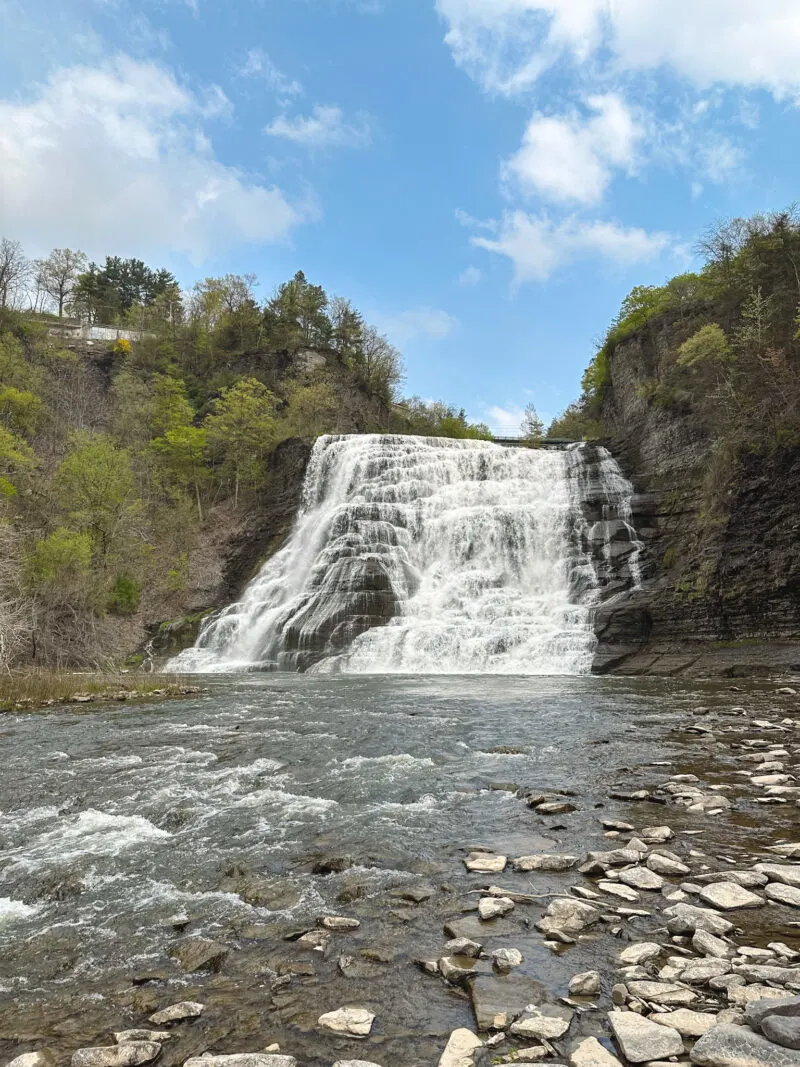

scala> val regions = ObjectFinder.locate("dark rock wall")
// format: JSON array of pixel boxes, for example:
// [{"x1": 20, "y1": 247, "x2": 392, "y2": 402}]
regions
[{"x1": 594, "y1": 322, "x2": 800, "y2": 676}]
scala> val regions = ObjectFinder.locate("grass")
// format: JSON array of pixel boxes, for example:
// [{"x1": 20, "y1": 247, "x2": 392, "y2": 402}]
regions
[{"x1": 0, "y1": 671, "x2": 205, "y2": 713}]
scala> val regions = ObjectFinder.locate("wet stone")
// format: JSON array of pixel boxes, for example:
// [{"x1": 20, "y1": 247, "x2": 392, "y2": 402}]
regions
[
  {"x1": 698, "y1": 883, "x2": 765, "y2": 911},
  {"x1": 184, "y1": 1058, "x2": 297, "y2": 1067},
  {"x1": 493, "y1": 948, "x2": 524, "y2": 973},
  {"x1": 5, "y1": 1053, "x2": 56, "y2": 1067},
  {"x1": 318, "y1": 1006, "x2": 375, "y2": 1037},
  {"x1": 445, "y1": 916, "x2": 519, "y2": 941},
  {"x1": 464, "y1": 852, "x2": 507, "y2": 873},
  {"x1": 626, "y1": 981, "x2": 697, "y2": 1006},
  {"x1": 113, "y1": 1033, "x2": 171, "y2": 1044},
  {"x1": 619, "y1": 943, "x2": 662, "y2": 966},
  {"x1": 479, "y1": 896, "x2": 515, "y2": 920},
  {"x1": 569, "y1": 971, "x2": 602, "y2": 996},
  {"x1": 469, "y1": 973, "x2": 546, "y2": 1030},
  {"x1": 338, "y1": 954, "x2": 384, "y2": 979},
  {"x1": 71, "y1": 1045, "x2": 161, "y2": 1067},
  {"x1": 148, "y1": 1001, "x2": 204, "y2": 1025},
  {"x1": 171, "y1": 937, "x2": 230, "y2": 973},
  {"x1": 619, "y1": 867, "x2": 665, "y2": 892},
  {"x1": 664, "y1": 903, "x2": 735, "y2": 936},
  {"x1": 693, "y1": 930, "x2": 735, "y2": 959},
  {"x1": 536, "y1": 898, "x2": 600, "y2": 936},
  {"x1": 692, "y1": 1023, "x2": 800, "y2": 1067},
  {"x1": 438, "y1": 1028, "x2": 482, "y2": 1067},
  {"x1": 765, "y1": 884, "x2": 800, "y2": 908},
  {"x1": 446, "y1": 937, "x2": 482, "y2": 958},
  {"x1": 607, "y1": 1011, "x2": 684, "y2": 1063},
  {"x1": 510, "y1": 1004, "x2": 574, "y2": 1040},
  {"x1": 569, "y1": 1036, "x2": 623, "y2": 1067},
  {"x1": 511, "y1": 853, "x2": 579, "y2": 872}
]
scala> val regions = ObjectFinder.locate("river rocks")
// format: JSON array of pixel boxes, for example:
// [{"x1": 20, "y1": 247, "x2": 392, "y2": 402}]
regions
[
  {"x1": 569, "y1": 971, "x2": 602, "y2": 996},
  {"x1": 698, "y1": 883, "x2": 765, "y2": 911},
  {"x1": 320, "y1": 915, "x2": 361, "y2": 930},
  {"x1": 438, "y1": 1028, "x2": 482, "y2": 1067},
  {"x1": 745, "y1": 996, "x2": 800, "y2": 1030},
  {"x1": 665, "y1": 903, "x2": 735, "y2": 936},
  {"x1": 333, "y1": 1062, "x2": 386, "y2": 1067},
  {"x1": 71, "y1": 1045, "x2": 161, "y2": 1067},
  {"x1": 447, "y1": 937, "x2": 482, "y2": 958},
  {"x1": 766, "y1": 884, "x2": 800, "y2": 908},
  {"x1": 652, "y1": 1009, "x2": 718, "y2": 1036},
  {"x1": 681, "y1": 958, "x2": 732, "y2": 984},
  {"x1": 5, "y1": 1053, "x2": 56, "y2": 1067},
  {"x1": 648, "y1": 853, "x2": 691, "y2": 877},
  {"x1": 619, "y1": 943, "x2": 662, "y2": 965},
  {"x1": 171, "y1": 938, "x2": 230, "y2": 973},
  {"x1": 512, "y1": 853, "x2": 579, "y2": 872},
  {"x1": 569, "y1": 1036, "x2": 623, "y2": 1067},
  {"x1": 755, "y1": 865, "x2": 800, "y2": 889},
  {"x1": 469, "y1": 974, "x2": 546, "y2": 1029},
  {"x1": 626, "y1": 981, "x2": 697, "y2": 1006},
  {"x1": 640, "y1": 826, "x2": 674, "y2": 843},
  {"x1": 339, "y1": 954, "x2": 384, "y2": 979},
  {"x1": 113, "y1": 1033, "x2": 171, "y2": 1044},
  {"x1": 493, "y1": 948, "x2": 524, "y2": 973},
  {"x1": 598, "y1": 881, "x2": 641, "y2": 902},
  {"x1": 464, "y1": 852, "x2": 507, "y2": 873},
  {"x1": 619, "y1": 867, "x2": 666, "y2": 891},
  {"x1": 444, "y1": 916, "x2": 519, "y2": 940},
  {"x1": 148, "y1": 1001, "x2": 204, "y2": 1025},
  {"x1": 692, "y1": 1023, "x2": 800, "y2": 1067},
  {"x1": 319, "y1": 1007, "x2": 375, "y2": 1037},
  {"x1": 697, "y1": 871, "x2": 769, "y2": 890},
  {"x1": 729, "y1": 985, "x2": 791, "y2": 1008},
  {"x1": 607, "y1": 1011, "x2": 684, "y2": 1062},
  {"x1": 510, "y1": 1005, "x2": 574, "y2": 1040},
  {"x1": 184, "y1": 1059, "x2": 297, "y2": 1067},
  {"x1": 537, "y1": 898, "x2": 600, "y2": 937},
  {"x1": 479, "y1": 896, "x2": 515, "y2": 920},
  {"x1": 763, "y1": 1018, "x2": 800, "y2": 1051},
  {"x1": 693, "y1": 930, "x2": 735, "y2": 958}
]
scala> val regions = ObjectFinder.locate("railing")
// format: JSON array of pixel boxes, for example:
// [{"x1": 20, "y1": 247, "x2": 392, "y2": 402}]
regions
[{"x1": 491, "y1": 436, "x2": 578, "y2": 449}]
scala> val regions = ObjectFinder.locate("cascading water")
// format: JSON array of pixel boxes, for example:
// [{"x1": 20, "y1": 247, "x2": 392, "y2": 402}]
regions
[{"x1": 169, "y1": 434, "x2": 642, "y2": 676}]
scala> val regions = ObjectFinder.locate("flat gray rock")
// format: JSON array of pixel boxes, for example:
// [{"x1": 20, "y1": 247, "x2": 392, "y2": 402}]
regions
[
  {"x1": 651, "y1": 1008, "x2": 718, "y2": 1036},
  {"x1": 510, "y1": 1005, "x2": 573, "y2": 1040},
  {"x1": 626, "y1": 980, "x2": 696, "y2": 1006},
  {"x1": 745, "y1": 996, "x2": 800, "y2": 1030},
  {"x1": 536, "y1": 898, "x2": 600, "y2": 936},
  {"x1": 512, "y1": 853, "x2": 578, "y2": 872},
  {"x1": 691, "y1": 1023, "x2": 800, "y2": 1067},
  {"x1": 698, "y1": 883, "x2": 765, "y2": 911},
  {"x1": 607, "y1": 1011, "x2": 683, "y2": 1063},
  {"x1": 469, "y1": 973, "x2": 546, "y2": 1030},
  {"x1": 171, "y1": 938, "x2": 230, "y2": 973},
  {"x1": 665, "y1": 903, "x2": 735, "y2": 936},
  {"x1": 732, "y1": 965, "x2": 800, "y2": 989},
  {"x1": 568, "y1": 1036, "x2": 623, "y2": 1067},
  {"x1": 755, "y1": 865, "x2": 800, "y2": 890},
  {"x1": 620, "y1": 867, "x2": 665, "y2": 891},
  {"x1": 6, "y1": 1053, "x2": 56, "y2": 1067},
  {"x1": 148, "y1": 1001, "x2": 204, "y2": 1025},
  {"x1": 184, "y1": 1059, "x2": 296, "y2": 1067},
  {"x1": 72, "y1": 1045, "x2": 161, "y2": 1067},
  {"x1": 766, "y1": 884, "x2": 800, "y2": 908},
  {"x1": 438, "y1": 1028, "x2": 482, "y2": 1067},
  {"x1": 763, "y1": 1018, "x2": 800, "y2": 1051},
  {"x1": 444, "y1": 916, "x2": 519, "y2": 941}
]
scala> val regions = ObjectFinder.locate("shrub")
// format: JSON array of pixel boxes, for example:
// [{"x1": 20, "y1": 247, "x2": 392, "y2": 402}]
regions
[{"x1": 108, "y1": 575, "x2": 140, "y2": 615}]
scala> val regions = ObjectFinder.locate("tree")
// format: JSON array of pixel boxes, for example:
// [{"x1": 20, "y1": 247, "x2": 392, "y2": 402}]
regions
[
  {"x1": 150, "y1": 425, "x2": 209, "y2": 522},
  {"x1": 329, "y1": 296, "x2": 364, "y2": 360},
  {"x1": 0, "y1": 239, "x2": 30, "y2": 309},
  {"x1": 0, "y1": 425, "x2": 36, "y2": 497},
  {"x1": 281, "y1": 379, "x2": 340, "y2": 438},
  {"x1": 54, "y1": 432, "x2": 142, "y2": 565},
  {"x1": 357, "y1": 326, "x2": 404, "y2": 400},
  {"x1": 0, "y1": 386, "x2": 42, "y2": 437},
  {"x1": 205, "y1": 378, "x2": 278, "y2": 507},
  {"x1": 520, "y1": 402, "x2": 545, "y2": 445},
  {"x1": 151, "y1": 375, "x2": 194, "y2": 438},
  {"x1": 263, "y1": 271, "x2": 330, "y2": 351},
  {"x1": 677, "y1": 324, "x2": 732, "y2": 368},
  {"x1": 36, "y1": 248, "x2": 88, "y2": 317}
]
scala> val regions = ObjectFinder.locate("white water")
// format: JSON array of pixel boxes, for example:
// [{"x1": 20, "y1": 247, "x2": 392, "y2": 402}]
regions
[{"x1": 170, "y1": 434, "x2": 639, "y2": 675}]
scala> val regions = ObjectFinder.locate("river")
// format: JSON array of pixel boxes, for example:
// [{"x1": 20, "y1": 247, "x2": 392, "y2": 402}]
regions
[{"x1": 1, "y1": 674, "x2": 796, "y2": 1066}]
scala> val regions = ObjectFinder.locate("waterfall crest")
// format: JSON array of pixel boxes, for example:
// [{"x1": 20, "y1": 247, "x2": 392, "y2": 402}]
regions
[{"x1": 169, "y1": 434, "x2": 641, "y2": 675}]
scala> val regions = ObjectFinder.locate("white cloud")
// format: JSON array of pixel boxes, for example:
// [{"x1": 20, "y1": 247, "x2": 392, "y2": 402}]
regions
[
  {"x1": 239, "y1": 48, "x2": 303, "y2": 101},
  {"x1": 458, "y1": 265, "x2": 483, "y2": 286},
  {"x1": 436, "y1": 0, "x2": 800, "y2": 100},
  {"x1": 485, "y1": 403, "x2": 526, "y2": 435},
  {"x1": 0, "y1": 55, "x2": 310, "y2": 262},
  {"x1": 505, "y1": 94, "x2": 642, "y2": 205},
  {"x1": 471, "y1": 211, "x2": 670, "y2": 282},
  {"x1": 375, "y1": 308, "x2": 458, "y2": 346},
  {"x1": 265, "y1": 105, "x2": 371, "y2": 148}
]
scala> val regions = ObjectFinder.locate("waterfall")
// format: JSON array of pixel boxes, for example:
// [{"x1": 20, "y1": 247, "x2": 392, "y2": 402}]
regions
[{"x1": 169, "y1": 434, "x2": 642, "y2": 676}]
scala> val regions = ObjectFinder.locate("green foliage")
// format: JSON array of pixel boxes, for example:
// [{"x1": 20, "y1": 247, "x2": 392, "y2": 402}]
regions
[
  {"x1": 547, "y1": 402, "x2": 602, "y2": 440},
  {"x1": 391, "y1": 398, "x2": 492, "y2": 439},
  {"x1": 0, "y1": 424, "x2": 36, "y2": 496},
  {"x1": 205, "y1": 378, "x2": 278, "y2": 506},
  {"x1": 0, "y1": 386, "x2": 42, "y2": 436},
  {"x1": 280, "y1": 378, "x2": 340, "y2": 438},
  {"x1": 520, "y1": 402, "x2": 544, "y2": 445},
  {"x1": 263, "y1": 270, "x2": 330, "y2": 351},
  {"x1": 677, "y1": 324, "x2": 732, "y2": 367},
  {"x1": 29, "y1": 527, "x2": 92, "y2": 587},
  {"x1": 72, "y1": 256, "x2": 180, "y2": 324},
  {"x1": 54, "y1": 432, "x2": 141, "y2": 563},
  {"x1": 107, "y1": 575, "x2": 140, "y2": 616}
]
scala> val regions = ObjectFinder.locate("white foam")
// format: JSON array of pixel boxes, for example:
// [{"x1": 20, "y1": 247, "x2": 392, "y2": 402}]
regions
[
  {"x1": 7, "y1": 809, "x2": 171, "y2": 871},
  {"x1": 0, "y1": 897, "x2": 38, "y2": 924}
]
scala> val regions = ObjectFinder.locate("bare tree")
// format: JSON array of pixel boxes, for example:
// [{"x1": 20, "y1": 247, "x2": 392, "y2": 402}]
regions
[
  {"x1": 35, "y1": 248, "x2": 88, "y2": 317},
  {"x1": 0, "y1": 238, "x2": 30, "y2": 309},
  {"x1": 0, "y1": 521, "x2": 30, "y2": 670}
]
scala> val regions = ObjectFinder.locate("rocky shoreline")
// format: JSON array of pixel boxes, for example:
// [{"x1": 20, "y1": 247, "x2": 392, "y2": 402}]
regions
[{"x1": 4, "y1": 685, "x2": 800, "y2": 1067}]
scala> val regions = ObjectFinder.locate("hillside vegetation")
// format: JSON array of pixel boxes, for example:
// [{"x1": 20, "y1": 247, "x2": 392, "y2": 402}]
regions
[{"x1": 0, "y1": 243, "x2": 490, "y2": 669}]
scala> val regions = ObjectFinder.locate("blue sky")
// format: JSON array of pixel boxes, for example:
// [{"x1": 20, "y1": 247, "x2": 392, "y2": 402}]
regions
[{"x1": 1, "y1": 1, "x2": 799, "y2": 432}]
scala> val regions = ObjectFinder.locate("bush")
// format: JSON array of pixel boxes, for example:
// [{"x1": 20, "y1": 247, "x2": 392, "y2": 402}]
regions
[
  {"x1": 108, "y1": 575, "x2": 140, "y2": 615},
  {"x1": 677, "y1": 324, "x2": 732, "y2": 367}
]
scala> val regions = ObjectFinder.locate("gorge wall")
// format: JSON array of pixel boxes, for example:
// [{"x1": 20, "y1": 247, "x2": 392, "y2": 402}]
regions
[{"x1": 594, "y1": 315, "x2": 800, "y2": 676}]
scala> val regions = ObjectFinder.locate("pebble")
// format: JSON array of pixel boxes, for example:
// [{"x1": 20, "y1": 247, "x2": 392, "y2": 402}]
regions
[
  {"x1": 493, "y1": 948, "x2": 524, "y2": 973},
  {"x1": 318, "y1": 1006, "x2": 375, "y2": 1037},
  {"x1": 319, "y1": 916, "x2": 361, "y2": 930}
]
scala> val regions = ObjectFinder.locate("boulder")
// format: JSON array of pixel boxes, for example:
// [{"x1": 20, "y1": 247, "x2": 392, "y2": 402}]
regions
[
  {"x1": 626, "y1": 981, "x2": 696, "y2": 1006},
  {"x1": 5, "y1": 1053, "x2": 56, "y2": 1067},
  {"x1": 569, "y1": 1037, "x2": 623, "y2": 1067},
  {"x1": 569, "y1": 971, "x2": 602, "y2": 997},
  {"x1": 766, "y1": 884, "x2": 800, "y2": 908},
  {"x1": 493, "y1": 948, "x2": 524, "y2": 973},
  {"x1": 148, "y1": 1001, "x2": 204, "y2": 1025},
  {"x1": 607, "y1": 1011, "x2": 684, "y2": 1062},
  {"x1": 71, "y1": 1046, "x2": 161, "y2": 1067},
  {"x1": 762, "y1": 1018, "x2": 800, "y2": 1051},
  {"x1": 651, "y1": 1009, "x2": 718, "y2": 1036},
  {"x1": 744, "y1": 995, "x2": 800, "y2": 1031},
  {"x1": 184, "y1": 1059, "x2": 296, "y2": 1067},
  {"x1": 664, "y1": 903, "x2": 735, "y2": 936},
  {"x1": 536, "y1": 898, "x2": 600, "y2": 937},
  {"x1": 510, "y1": 1005, "x2": 573, "y2": 1040},
  {"x1": 438, "y1": 1028, "x2": 482, "y2": 1067},
  {"x1": 619, "y1": 868, "x2": 665, "y2": 892},
  {"x1": 693, "y1": 930, "x2": 735, "y2": 959},
  {"x1": 478, "y1": 896, "x2": 515, "y2": 920},
  {"x1": 318, "y1": 1007, "x2": 375, "y2": 1037},
  {"x1": 692, "y1": 1023, "x2": 800, "y2": 1067},
  {"x1": 469, "y1": 974, "x2": 546, "y2": 1030},
  {"x1": 170, "y1": 938, "x2": 230, "y2": 973},
  {"x1": 698, "y1": 884, "x2": 765, "y2": 911}
]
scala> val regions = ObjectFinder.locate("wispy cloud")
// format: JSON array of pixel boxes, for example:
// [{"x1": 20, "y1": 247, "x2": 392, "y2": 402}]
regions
[
  {"x1": 265, "y1": 105, "x2": 372, "y2": 149},
  {"x1": 374, "y1": 307, "x2": 458, "y2": 346},
  {"x1": 239, "y1": 48, "x2": 303, "y2": 102}
]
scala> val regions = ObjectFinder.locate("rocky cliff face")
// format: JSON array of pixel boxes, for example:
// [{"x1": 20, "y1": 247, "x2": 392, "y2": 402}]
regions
[{"x1": 593, "y1": 318, "x2": 800, "y2": 676}]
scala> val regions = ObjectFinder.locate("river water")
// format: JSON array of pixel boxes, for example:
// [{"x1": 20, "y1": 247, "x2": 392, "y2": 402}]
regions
[{"x1": 1, "y1": 675, "x2": 795, "y2": 1066}]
